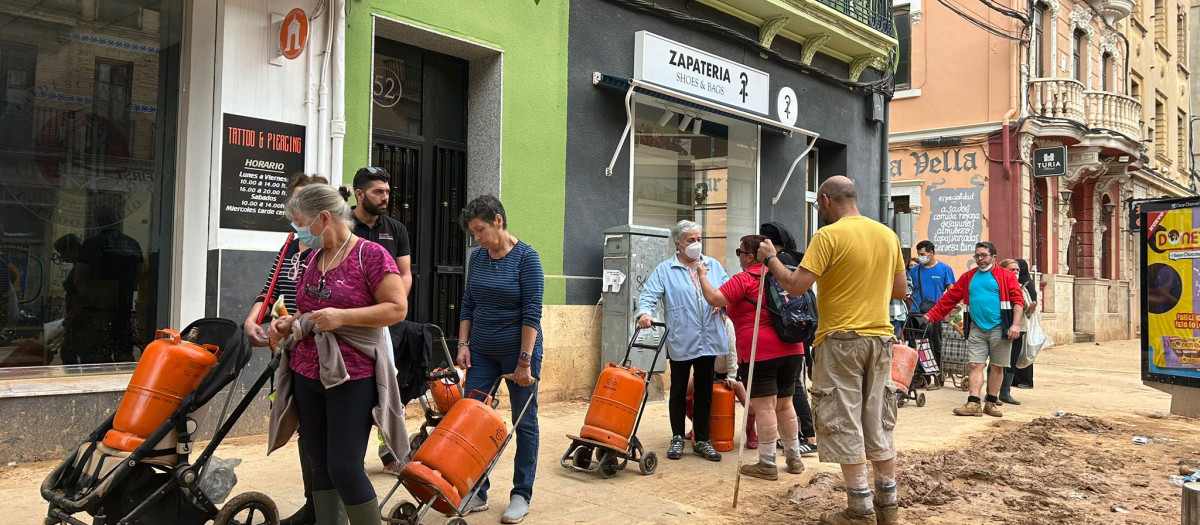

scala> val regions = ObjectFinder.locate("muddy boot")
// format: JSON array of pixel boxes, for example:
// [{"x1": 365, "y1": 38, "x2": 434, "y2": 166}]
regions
[
  {"x1": 739, "y1": 461, "x2": 778, "y2": 480},
  {"x1": 280, "y1": 501, "x2": 316, "y2": 525},
  {"x1": 952, "y1": 401, "x2": 983, "y2": 416},
  {"x1": 819, "y1": 509, "x2": 877, "y2": 525},
  {"x1": 983, "y1": 401, "x2": 1003, "y2": 417},
  {"x1": 875, "y1": 504, "x2": 900, "y2": 525},
  {"x1": 785, "y1": 456, "x2": 805, "y2": 474}
]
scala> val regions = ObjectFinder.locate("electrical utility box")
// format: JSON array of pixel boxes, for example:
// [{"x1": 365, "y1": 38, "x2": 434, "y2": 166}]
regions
[
  {"x1": 601, "y1": 225, "x2": 673, "y2": 373},
  {"x1": 894, "y1": 212, "x2": 915, "y2": 249}
]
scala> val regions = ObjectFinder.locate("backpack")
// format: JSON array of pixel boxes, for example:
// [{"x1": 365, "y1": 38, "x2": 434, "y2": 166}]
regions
[{"x1": 745, "y1": 266, "x2": 818, "y2": 344}]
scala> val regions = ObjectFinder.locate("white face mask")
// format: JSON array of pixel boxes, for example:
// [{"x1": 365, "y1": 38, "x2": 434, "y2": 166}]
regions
[
  {"x1": 61, "y1": 262, "x2": 74, "y2": 272},
  {"x1": 917, "y1": 256, "x2": 930, "y2": 265},
  {"x1": 683, "y1": 241, "x2": 703, "y2": 260}
]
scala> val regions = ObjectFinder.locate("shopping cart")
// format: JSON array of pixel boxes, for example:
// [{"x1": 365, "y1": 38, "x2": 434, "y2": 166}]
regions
[{"x1": 939, "y1": 316, "x2": 970, "y2": 391}]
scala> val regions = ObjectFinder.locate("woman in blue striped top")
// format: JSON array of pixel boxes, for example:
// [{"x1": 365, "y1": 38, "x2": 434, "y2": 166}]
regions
[{"x1": 455, "y1": 195, "x2": 543, "y2": 525}]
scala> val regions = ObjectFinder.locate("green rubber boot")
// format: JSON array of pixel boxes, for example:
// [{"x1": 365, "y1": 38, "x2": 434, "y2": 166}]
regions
[
  {"x1": 344, "y1": 498, "x2": 381, "y2": 525},
  {"x1": 311, "y1": 489, "x2": 348, "y2": 525}
]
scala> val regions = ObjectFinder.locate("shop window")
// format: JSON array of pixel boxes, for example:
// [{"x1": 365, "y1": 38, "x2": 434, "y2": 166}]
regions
[
  {"x1": 0, "y1": 1, "x2": 180, "y2": 372},
  {"x1": 1100, "y1": 195, "x2": 1113, "y2": 279},
  {"x1": 93, "y1": 59, "x2": 133, "y2": 143},
  {"x1": 893, "y1": 8, "x2": 911, "y2": 90},
  {"x1": 632, "y1": 98, "x2": 758, "y2": 267},
  {"x1": 96, "y1": 0, "x2": 142, "y2": 30},
  {"x1": 0, "y1": 42, "x2": 36, "y2": 150},
  {"x1": 1034, "y1": 178, "x2": 1048, "y2": 273}
]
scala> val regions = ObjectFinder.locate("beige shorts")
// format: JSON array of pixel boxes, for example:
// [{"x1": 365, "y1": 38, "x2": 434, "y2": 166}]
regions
[
  {"x1": 810, "y1": 331, "x2": 898, "y2": 465},
  {"x1": 966, "y1": 324, "x2": 1010, "y2": 365}
]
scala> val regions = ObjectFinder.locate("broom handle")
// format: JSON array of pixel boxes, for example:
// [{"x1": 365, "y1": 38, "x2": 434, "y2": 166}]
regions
[{"x1": 732, "y1": 266, "x2": 770, "y2": 509}]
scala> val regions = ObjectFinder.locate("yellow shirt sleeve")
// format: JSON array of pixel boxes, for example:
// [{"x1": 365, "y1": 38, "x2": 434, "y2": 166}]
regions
[{"x1": 800, "y1": 229, "x2": 834, "y2": 277}]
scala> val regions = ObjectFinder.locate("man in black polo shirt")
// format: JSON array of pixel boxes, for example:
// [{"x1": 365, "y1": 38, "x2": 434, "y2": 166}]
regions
[{"x1": 351, "y1": 167, "x2": 412, "y2": 293}]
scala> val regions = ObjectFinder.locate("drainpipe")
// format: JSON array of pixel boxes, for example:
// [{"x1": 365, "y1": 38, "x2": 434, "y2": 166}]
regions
[
  {"x1": 330, "y1": 0, "x2": 347, "y2": 184},
  {"x1": 316, "y1": 0, "x2": 334, "y2": 180},
  {"x1": 881, "y1": 96, "x2": 891, "y2": 225}
]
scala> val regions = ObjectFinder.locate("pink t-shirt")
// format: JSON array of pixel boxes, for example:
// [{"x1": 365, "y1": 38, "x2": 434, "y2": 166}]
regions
[
  {"x1": 291, "y1": 238, "x2": 399, "y2": 381},
  {"x1": 719, "y1": 264, "x2": 804, "y2": 363}
]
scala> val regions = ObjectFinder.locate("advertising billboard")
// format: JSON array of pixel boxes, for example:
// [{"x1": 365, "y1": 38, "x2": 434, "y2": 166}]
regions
[{"x1": 1141, "y1": 196, "x2": 1200, "y2": 388}]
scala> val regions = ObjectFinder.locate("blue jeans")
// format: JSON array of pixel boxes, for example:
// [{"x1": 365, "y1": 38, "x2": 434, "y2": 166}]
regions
[{"x1": 463, "y1": 349, "x2": 542, "y2": 503}]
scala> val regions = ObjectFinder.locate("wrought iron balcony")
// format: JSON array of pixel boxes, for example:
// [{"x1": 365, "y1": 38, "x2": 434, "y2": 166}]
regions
[{"x1": 810, "y1": 0, "x2": 894, "y2": 36}]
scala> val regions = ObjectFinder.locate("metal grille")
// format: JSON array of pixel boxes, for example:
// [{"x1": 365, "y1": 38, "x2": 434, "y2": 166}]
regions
[
  {"x1": 433, "y1": 146, "x2": 467, "y2": 340},
  {"x1": 812, "y1": 0, "x2": 895, "y2": 36}
]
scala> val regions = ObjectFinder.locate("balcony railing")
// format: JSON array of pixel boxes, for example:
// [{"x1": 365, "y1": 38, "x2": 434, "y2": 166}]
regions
[
  {"x1": 1083, "y1": 91, "x2": 1141, "y2": 139},
  {"x1": 810, "y1": 0, "x2": 894, "y2": 36},
  {"x1": 1028, "y1": 78, "x2": 1086, "y2": 122}
]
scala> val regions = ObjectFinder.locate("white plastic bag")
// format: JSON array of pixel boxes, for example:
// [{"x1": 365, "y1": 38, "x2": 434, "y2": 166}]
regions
[{"x1": 1017, "y1": 313, "x2": 1050, "y2": 368}]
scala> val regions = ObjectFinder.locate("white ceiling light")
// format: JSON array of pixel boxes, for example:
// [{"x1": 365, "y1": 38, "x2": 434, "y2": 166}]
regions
[
  {"x1": 692, "y1": 117, "x2": 703, "y2": 135},
  {"x1": 678, "y1": 115, "x2": 693, "y2": 131},
  {"x1": 657, "y1": 109, "x2": 675, "y2": 127}
]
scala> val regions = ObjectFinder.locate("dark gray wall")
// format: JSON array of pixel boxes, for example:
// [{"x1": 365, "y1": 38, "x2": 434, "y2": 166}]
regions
[
  {"x1": 563, "y1": 0, "x2": 886, "y2": 304},
  {"x1": 208, "y1": 249, "x2": 276, "y2": 320}
]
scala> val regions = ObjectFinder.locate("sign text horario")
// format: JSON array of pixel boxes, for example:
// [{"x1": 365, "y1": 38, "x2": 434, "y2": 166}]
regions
[{"x1": 633, "y1": 31, "x2": 770, "y2": 115}]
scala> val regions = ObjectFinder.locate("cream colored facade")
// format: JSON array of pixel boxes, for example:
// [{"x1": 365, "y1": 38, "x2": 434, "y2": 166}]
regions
[{"x1": 890, "y1": 0, "x2": 1192, "y2": 344}]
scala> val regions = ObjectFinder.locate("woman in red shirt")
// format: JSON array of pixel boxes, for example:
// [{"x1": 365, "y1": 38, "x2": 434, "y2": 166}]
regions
[{"x1": 698, "y1": 235, "x2": 806, "y2": 481}]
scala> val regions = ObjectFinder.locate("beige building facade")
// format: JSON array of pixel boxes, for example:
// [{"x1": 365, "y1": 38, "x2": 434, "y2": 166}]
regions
[{"x1": 890, "y1": 0, "x2": 1192, "y2": 344}]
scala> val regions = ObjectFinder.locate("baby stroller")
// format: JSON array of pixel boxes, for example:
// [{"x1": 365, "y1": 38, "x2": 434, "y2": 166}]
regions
[
  {"x1": 41, "y1": 318, "x2": 280, "y2": 525},
  {"x1": 406, "y1": 324, "x2": 464, "y2": 459}
]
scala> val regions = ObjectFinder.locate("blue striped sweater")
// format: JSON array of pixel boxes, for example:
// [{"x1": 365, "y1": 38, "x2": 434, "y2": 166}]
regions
[{"x1": 460, "y1": 241, "x2": 544, "y2": 356}]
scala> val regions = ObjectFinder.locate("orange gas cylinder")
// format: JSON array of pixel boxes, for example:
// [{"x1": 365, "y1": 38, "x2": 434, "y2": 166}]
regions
[
  {"x1": 401, "y1": 394, "x2": 507, "y2": 515},
  {"x1": 891, "y1": 343, "x2": 918, "y2": 394},
  {"x1": 103, "y1": 329, "x2": 219, "y2": 452},
  {"x1": 708, "y1": 381, "x2": 736, "y2": 452},
  {"x1": 428, "y1": 367, "x2": 465, "y2": 414},
  {"x1": 579, "y1": 363, "x2": 647, "y2": 451}
]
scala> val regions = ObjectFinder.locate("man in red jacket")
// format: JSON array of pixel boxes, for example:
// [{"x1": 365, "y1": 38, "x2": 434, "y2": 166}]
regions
[{"x1": 924, "y1": 242, "x2": 1025, "y2": 417}]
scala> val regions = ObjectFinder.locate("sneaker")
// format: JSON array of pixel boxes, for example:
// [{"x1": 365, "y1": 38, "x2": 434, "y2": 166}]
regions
[
  {"x1": 501, "y1": 495, "x2": 529, "y2": 524},
  {"x1": 798, "y1": 441, "x2": 819, "y2": 456},
  {"x1": 785, "y1": 456, "x2": 805, "y2": 474},
  {"x1": 667, "y1": 435, "x2": 684, "y2": 460},
  {"x1": 1014, "y1": 383, "x2": 1033, "y2": 389},
  {"x1": 739, "y1": 461, "x2": 778, "y2": 480},
  {"x1": 953, "y1": 401, "x2": 983, "y2": 417},
  {"x1": 998, "y1": 394, "x2": 1021, "y2": 405},
  {"x1": 693, "y1": 440, "x2": 722, "y2": 462},
  {"x1": 382, "y1": 460, "x2": 403, "y2": 476},
  {"x1": 875, "y1": 504, "x2": 900, "y2": 525},
  {"x1": 819, "y1": 509, "x2": 877, "y2": 525},
  {"x1": 462, "y1": 494, "x2": 488, "y2": 515},
  {"x1": 983, "y1": 401, "x2": 1003, "y2": 417}
]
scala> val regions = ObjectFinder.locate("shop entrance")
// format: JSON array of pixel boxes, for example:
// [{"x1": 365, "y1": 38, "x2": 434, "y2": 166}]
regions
[{"x1": 370, "y1": 38, "x2": 468, "y2": 341}]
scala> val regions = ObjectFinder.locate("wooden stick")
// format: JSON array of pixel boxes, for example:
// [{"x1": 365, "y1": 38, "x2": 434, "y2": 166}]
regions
[{"x1": 732, "y1": 267, "x2": 770, "y2": 509}]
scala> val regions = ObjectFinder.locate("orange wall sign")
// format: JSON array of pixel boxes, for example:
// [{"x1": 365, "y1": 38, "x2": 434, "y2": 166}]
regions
[{"x1": 279, "y1": 8, "x2": 309, "y2": 60}]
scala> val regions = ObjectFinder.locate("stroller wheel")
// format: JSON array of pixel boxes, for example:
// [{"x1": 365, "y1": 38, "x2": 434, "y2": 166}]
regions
[
  {"x1": 572, "y1": 445, "x2": 594, "y2": 469},
  {"x1": 389, "y1": 501, "x2": 418, "y2": 525},
  {"x1": 638, "y1": 451, "x2": 658, "y2": 475},
  {"x1": 916, "y1": 393, "x2": 927, "y2": 407},
  {"x1": 214, "y1": 491, "x2": 278, "y2": 525},
  {"x1": 447, "y1": 518, "x2": 468, "y2": 525}
]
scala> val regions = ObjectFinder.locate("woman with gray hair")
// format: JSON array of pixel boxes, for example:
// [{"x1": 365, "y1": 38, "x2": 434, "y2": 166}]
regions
[
  {"x1": 268, "y1": 183, "x2": 408, "y2": 525},
  {"x1": 636, "y1": 220, "x2": 729, "y2": 462}
]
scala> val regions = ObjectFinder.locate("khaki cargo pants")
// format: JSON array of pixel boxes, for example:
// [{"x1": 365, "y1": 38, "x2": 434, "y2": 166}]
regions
[{"x1": 810, "y1": 331, "x2": 898, "y2": 465}]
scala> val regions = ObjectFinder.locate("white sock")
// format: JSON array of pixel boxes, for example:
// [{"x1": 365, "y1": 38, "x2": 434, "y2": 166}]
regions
[
  {"x1": 876, "y1": 480, "x2": 898, "y2": 506},
  {"x1": 757, "y1": 423, "x2": 779, "y2": 466},
  {"x1": 783, "y1": 436, "x2": 802, "y2": 460},
  {"x1": 847, "y1": 486, "x2": 874, "y2": 515}
]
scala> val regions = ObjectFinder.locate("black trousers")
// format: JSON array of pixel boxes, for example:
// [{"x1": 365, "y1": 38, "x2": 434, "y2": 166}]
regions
[
  {"x1": 292, "y1": 373, "x2": 378, "y2": 505},
  {"x1": 670, "y1": 355, "x2": 715, "y2": 441},
  {"x1": 791, "y1": 359, "x2": 816, "y2": 439}
]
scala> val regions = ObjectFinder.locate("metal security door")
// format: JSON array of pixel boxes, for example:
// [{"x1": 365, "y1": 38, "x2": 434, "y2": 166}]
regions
[{"x1": 372, "y1": 39, "x2": 467, "y2": 341}]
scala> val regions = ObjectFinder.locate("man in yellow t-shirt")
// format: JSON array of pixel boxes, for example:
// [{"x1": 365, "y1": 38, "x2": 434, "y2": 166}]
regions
[{"x1": 756, "y1": 176, "x2": 906, "y2": 525}]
